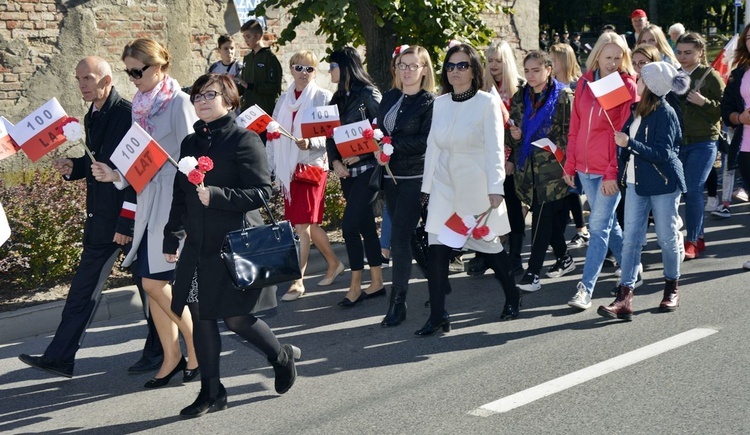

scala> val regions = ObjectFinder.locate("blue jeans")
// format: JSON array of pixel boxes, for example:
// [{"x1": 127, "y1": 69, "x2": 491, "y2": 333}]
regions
[
  {"x1": 620, "y1": 183, "x2": 681, "y2": 287},
  {"x1": 578, "y1": 172, "x2": 622, "y2": 294},
  {"x1": 380, "y1": 203, "x2": 392, "y2": 251},
  {"x1": 679, "y1": 141, "x2": 717, "y2": 242}
]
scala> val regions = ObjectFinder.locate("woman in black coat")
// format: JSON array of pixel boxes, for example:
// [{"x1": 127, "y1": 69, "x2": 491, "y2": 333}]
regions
[
  {"x1": 377, "y1": 45, "x2": 435, "y2": 327},
  {"x1": 163, "y1": 74, "x2": 299, "y2": 418}
]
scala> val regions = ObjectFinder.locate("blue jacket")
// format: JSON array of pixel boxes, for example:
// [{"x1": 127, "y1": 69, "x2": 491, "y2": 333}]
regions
[{"x1": 618, "y1": 99, "x2": 686, "y2": 196}]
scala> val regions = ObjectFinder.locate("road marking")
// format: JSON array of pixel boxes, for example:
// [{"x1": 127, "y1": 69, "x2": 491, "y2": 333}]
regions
[{"x1": 469, "y1": 327, "x2": 718, "y2": 417}]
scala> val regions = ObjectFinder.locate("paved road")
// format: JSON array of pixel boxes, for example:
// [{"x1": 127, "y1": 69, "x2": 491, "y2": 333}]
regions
[{"x1": 1, "y1": 202, "x2": 749, "y2": 434}]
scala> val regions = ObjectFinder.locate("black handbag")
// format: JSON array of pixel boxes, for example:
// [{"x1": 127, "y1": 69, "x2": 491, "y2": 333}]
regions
[
  {"x1": 368, "y1": 164, "x2": 384, "y2": 192},
  {"x1": 220, "y1": 188, "x2": 301, "y2": 290}
]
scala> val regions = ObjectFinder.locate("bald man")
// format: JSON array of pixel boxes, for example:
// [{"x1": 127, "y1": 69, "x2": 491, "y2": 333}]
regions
[{"x1": 19, "y1": 57, "x2": 162, "y2": 378}]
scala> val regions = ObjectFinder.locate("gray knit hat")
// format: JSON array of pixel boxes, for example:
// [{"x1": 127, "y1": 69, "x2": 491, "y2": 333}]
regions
[{"x1": 640, "y1": 62, "x2": 690, "y2": 97}]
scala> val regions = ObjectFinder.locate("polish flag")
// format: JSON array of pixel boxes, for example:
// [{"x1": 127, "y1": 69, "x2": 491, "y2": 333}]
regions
[
  {"x1": 236, "y1": 105, "x2": 273, "y2": 133},
  {"x1": 437, "y1": 212, "x2": 477, "y2": 248},
  {"x1": 588, "y1": 72, "x2": 632, "y2": 111},
  {"x1": 8, "y1": 98, "x2": 68, "y2": 162},
  {"x1": 532, "y1": 138, "x2": 565, "y2": 164},
  {"x1": 299, "y1": 105, "x2": 341, "y2": 139},
  {"x1": 119, "y1": 201, "x2": 136, "y2": 220},
  {"x1": 712, "y1": 34, "x2": 738, "y2": 84},
  {"x1": 0, "y1": 117, "x2": 19, "y2": 162},
  {"x1": 110, "y1": 123, "x2": 170, "y2": 194},
  {"x1": 0, "y1": 202, "x2": 10, "y2": 248}
]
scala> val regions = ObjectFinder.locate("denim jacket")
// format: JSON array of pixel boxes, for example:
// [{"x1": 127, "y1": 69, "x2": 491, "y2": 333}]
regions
[{"x1": 618, "y1": 100, "x2": 686, "y2": 196}]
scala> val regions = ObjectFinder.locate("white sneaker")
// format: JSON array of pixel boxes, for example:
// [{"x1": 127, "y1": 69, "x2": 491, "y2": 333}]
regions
[
  {"x1": 705, "y1": 196, "x2": 719, "y2": 211},
  {"x1": 568, "y1": 282, "x2": 592, "y2": 310},
  {"x1": 675, "y1": 215, "x2": 684, "y2": 230},
  {"x1": 518, "y1": 272, "x2": 541, "y2": 292},
  {"x1": 743, "y1": 260, "x2": 750, "y2": 270},
  {"x1": 733, "y1": 188, "x2": 749, "y2": 202}
]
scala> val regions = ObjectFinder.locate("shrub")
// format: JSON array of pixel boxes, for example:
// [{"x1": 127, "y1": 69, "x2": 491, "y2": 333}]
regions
[{"x1": 0, "y1": 169, "x2": 85, "y2": 290}]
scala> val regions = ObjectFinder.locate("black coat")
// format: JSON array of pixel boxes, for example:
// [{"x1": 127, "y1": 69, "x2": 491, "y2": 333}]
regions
[
  {"x1": 164, "y1": 113, "x2": 272, "y2": 320},
  {"x1": 326, "y1": 84, "x2": 382, "y2": 169},
  {"x1": 68, "y1": 87, "x2": 135, "y2": 245},
  {"x1": 721, "y1": 66, "x2": 746, "y2": 170},
  {"x1": 376, "y1": 88, "x2": 434, "y2": 177}
]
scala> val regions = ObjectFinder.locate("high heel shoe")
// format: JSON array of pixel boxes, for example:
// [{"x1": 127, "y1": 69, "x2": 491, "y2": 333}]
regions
[
  {"x1": 180, "y1": 378, "x2": 228, "y2": 418},
  {"x1": 317, "y1": 262, "x2": 345, "y2": 286},
  {"x1": 144, "y1": 357, "x2": 186, "y2": 389},
  {"x1": 414, "y1": 313, "x2": 451, "y2": 336},
  {"x1": 183, "y1": 366, "x2": 200, "y2": 383},
  {"x1": 337, "y1": 292, "x2": 365, "y2": 307}
]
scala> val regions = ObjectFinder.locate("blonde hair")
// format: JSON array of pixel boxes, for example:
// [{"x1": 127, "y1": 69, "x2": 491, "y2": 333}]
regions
[
  {"x1": 289, "y1": 50, "x2": 318, "y2": 68},
  {"x1": 122, "y1": 38, "x2": 171, "y2": 71},
  {"x1": 586, "y1": 32, "x2": 634, "y2": 76},
  {"x1": 549, "y1": 43, "x2": 581, "y2": 85},
  {"x1": 484, "y1": 40, "x2": 522, "y2": 100},
  {"x1": 637, "y1": 24, "x2": 678, "y2": 66},
  {"x1": 392, "y1": 45, "x2": 436, "y2": 93}
]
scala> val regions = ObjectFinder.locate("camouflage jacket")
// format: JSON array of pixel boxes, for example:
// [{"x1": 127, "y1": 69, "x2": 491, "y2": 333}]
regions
[{"x1": 508, "y1": 85, "x2": 573, "y2": 205}]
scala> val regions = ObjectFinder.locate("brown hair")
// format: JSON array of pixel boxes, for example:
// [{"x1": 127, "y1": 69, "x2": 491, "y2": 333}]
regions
[
  {"x1": 676, "y1": 32, "x2": 708, "y2": 65},
  {"x1": 190, "y1": 73, "x2": 240, "y2": 110},
  {"x1": 734, "y1": 23, "x2": 750, "y2": 68},
  {"x1": 122, "y1": 38, "x2": 171, "y2": 72},
  {"x1": 634, "y1": 82, "x2": 660, "y2": 118}
]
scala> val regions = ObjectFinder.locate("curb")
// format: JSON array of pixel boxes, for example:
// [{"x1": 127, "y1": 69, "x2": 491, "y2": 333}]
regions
[{"x1": 0, "y1": 242, "x2": 349, "y2": 344}]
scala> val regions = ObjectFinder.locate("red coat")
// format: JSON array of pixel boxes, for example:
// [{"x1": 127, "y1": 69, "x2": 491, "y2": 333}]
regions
[{"x1": 564, "y1": 70, "x2": 637, "y2": 181}]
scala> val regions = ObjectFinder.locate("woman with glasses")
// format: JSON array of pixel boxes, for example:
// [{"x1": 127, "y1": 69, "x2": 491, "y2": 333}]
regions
[
  {"x1": 162, "y1": 73, "x2": 299, "y2": 417},
  {"x1": 325, "y1": 47, "x2": 384, "y2": 307},
  {"x1": 91, "y1": 38, "x2": 200, "y2": 388},
  {"x1": 375, "y1": 45, "x2": 436, "y2": 327},
  {"x1": 418, "y1": 43, "x2": 520, "y2": 336},
  {"x1": 267, "y1": 51, "x2": 344, "y2": 301}
]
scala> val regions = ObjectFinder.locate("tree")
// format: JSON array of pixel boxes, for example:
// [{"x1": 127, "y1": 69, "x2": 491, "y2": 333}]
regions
[{"x1": 255, "y1": 0, "x2": 501, "y2": 91}]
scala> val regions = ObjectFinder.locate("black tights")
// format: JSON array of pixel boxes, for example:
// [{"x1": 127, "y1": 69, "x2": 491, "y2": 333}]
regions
[
  {"x1": 188, "y1": 303, "x2": 282, "y2": 379},
  {"x1": 426, "y1": 244, "x2": 519, "y2": 322}
]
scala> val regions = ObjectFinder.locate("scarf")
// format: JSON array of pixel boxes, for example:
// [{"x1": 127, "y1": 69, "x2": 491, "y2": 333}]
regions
[
  {"x1": 517, "y1": 78, "x2": 563, "y2": 168},
  {"x1": 274, "y1": 80, "x2": 320, "y2": 200},
  {"x1": 132, "y1": 75, "x2": 180, "y2": 134}
]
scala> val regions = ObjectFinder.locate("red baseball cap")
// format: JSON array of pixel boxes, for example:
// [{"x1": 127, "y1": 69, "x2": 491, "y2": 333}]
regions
[{"x1": 631, "y1": 9, "x2": 647, "y2": 19}]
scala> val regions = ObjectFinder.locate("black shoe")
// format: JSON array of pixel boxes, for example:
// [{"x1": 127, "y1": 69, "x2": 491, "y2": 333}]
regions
[
  {"x1": 381, "y1": 290, "x2": 407, "y2": 327},
  {"x1": 363, "y1": 287, "x2": 386, "y2": 299},
  {"x1": 414, "y1": 313, "x2": 451, "y2": 336},
  {"x1": 128, "y1": 355, "x2": 164, "y2": 374},
  {"x1": 467, "y1": 256, "x2": 489, "y2": 276},
  {"x1": 183, "y1": 366, "x2": 200, "y2": 383},
  {"x1": 18, "y1": 354, "x2": 73, "y2": 378},
  {"x1": 269, "y1": 344, "x2": 300, "y2": 394},
  {"x1": 500, "y1": 299, "x2": 522, "y2": 321},
  {"x1": 337, "y1": 292, "x2": 366, "y2": 307},
  {"x1": 546, "y1": 254, "x2": 575, "y2": 278},
  {"x1": 180, "y1": 379, "x2": 228, "y2": 418},
  {"x1": 144, "y1": 357, "x2": 186, "y2": 389}
]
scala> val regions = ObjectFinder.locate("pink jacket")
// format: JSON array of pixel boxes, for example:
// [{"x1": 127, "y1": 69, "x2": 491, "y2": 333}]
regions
[{"x1": 564, "y1": 70, "x2": 637, "y2": 181}]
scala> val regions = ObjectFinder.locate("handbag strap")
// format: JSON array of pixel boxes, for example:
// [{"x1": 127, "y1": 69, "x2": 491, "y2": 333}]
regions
[{"x1": 242, "y1": 187, "x2": 277, "y2": 229}]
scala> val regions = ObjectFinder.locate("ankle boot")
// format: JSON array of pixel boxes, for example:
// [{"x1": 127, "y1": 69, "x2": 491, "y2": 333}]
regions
[
  {"x1": 659, "y1": 279, "x2": 679, "y2": 312},
  {"x1": 180, "y1": 377, "x2": 228, "y2": 418},
  {"x1": 381, "y1": 289, "x2": 407, "y2": 327},
  {"x1": 269, "y1": 344, "x2": 297, "y2": 394},
  {"x1": 597, "y1": 285, "x2": 634, "y2": 321}
]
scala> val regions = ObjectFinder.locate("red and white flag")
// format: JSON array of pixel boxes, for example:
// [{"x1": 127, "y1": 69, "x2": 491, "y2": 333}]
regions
[
  {"x1": 532, "y1": 138, "x2": 565, "y2": 164},
  {"x1": 299, "y1": 105, "x2": 340, "y2": 139},
  {"x1": 236, "y1": 105, "x2": 273, "y2": 133},
  {"x1": 588, "y1": 72, "x2": 631, "y2": 111},
  {"x1": 119, "y1": 201, "x2": 136, "y2": 220},
  {"x1": 0, "y1": 116, "x2": 19, "y2": 162},
  {"x1": 0, "y1": 202, "x2": 10, "y2": 248},
  {"x1": 712, "y1": 34, "x2": 738, "y2": 84},
  {"x1": 8, "y1": 98, "x2": 69, "y2": 162},
  {"x1": 110, "y1": 123, "x2": 170, "y2": 194},
  {"x1": 332, "y1": 120, "x2": 380, "y2": 158}
]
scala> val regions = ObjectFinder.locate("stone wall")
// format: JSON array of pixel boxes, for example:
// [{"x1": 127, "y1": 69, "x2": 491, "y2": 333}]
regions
[{"x1": 0, "y1": 0, "x2": 538, "y2": 170}]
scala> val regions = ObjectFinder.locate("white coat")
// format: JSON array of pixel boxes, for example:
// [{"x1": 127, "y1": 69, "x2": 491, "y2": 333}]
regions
[{"x1": 422, "y1": 90, "x2": 509, "y2": 253}]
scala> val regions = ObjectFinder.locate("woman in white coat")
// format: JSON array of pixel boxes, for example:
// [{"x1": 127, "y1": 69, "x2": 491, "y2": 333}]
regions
[
  {"x1": 92, "y1": 38, "x2": 199, "y2": 387},
  {"x1": 417, "y1": 44, "x2": 520, "y2": 336}
]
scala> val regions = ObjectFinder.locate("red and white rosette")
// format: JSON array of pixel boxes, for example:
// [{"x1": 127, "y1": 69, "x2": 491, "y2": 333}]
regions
[{"x1": 438, "y1": 212, "x2": 477, "y2": 248}]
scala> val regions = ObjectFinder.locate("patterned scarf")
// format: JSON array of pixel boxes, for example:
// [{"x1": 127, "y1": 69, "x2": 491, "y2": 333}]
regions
[
  {"x1": 517, "y1": 78, "x2": 563, "y2": 168},
  {"x1": 132, "y1": 75, "x2": 180, "y2": 134}
]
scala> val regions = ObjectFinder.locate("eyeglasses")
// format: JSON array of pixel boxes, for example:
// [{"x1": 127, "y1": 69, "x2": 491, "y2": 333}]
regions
[
  {"x1": 191, "y1": 90, "x2": 223, "y2": 103},
  {"x1": 632, "y1": 60, "x2": 650, "y2": 68},
  {"x1": 396, "y1": 63, "x2": 423, "y2": 71},
  {"x1": 292, "y1": 65, "x2": 315, "y2": 73},
  {"x1": 328, "y1": 62, "x2": 339, "y2": 72},
  {"x1": 445, "y1": 61, "x2": 470, "y2": 72},
  {"x1": 124, "y1": 65, "x2": 151, "y2": 79}
]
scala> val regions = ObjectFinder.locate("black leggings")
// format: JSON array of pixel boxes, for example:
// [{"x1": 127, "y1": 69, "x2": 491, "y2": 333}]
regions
[
  {"x1": 339, "y1": 167, "x2": 381, "y2": 271},
  {"x1": 189, "y1": 302, "x2": 281, "y2": 380},
  {"x1": 566, "y1": 193, "x2": 585, "y2": 229},
  {"x1": 427, "y1": 244, "x2": 519, "y2": 323},
  {"x1": 706, "y1": 166, "x2": 718, "y2": 197}
]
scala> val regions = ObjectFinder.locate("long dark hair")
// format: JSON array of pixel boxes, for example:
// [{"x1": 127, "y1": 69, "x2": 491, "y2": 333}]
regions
[
  {"x1": 329, "y1": 47, "x2": 377, "y2": 98},
  {"x1": 634, "y1": 84, "x2": 660, "y2": 118},
  {"x1": 735, "y1": 23, "x2": 750, "y2": 68},
  {"x1": 440, "y1": 43, "x2": 485, "y2": 95}
]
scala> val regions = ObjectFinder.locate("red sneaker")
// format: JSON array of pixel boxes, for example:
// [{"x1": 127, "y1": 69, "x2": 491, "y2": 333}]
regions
[
  {"x1": 697, "y1": 238, "x2": 706, "y2": 252},
  {"x1": 684, "y1": 241, "x2": 698, "y2": 260}
]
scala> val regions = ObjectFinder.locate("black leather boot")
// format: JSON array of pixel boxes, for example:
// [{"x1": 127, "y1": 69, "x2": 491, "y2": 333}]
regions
[
  {"x1": 269, "y1": 344, "x2": 298, "y2": 394},
  {"x1": 381, "y1": 289, "x2": 407, "y2": 327},
  {"x1": 180, "y1": 377, "x2": 228, "y2": 418}
]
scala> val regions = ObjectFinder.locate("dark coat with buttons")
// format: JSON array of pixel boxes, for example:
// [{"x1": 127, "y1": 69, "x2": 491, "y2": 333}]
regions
[
  {"x1": 618, "y1": 100, "x2": 686, "y2": 196},
  {"x1": 326, "y1": 84, "x2": 382, "y2": 170},
  {"x1": 376, "y1": 88, "x2": 434, "y2": 177},
  {"x1": 720, "y1": 66, "x2": 747, "y2": 170},
  {"x1": 163, "y1": 112, "x2": 272, "y2": 320},
  {"x1": 68, "y1": 87, "x2": 135, "y2": 245}
]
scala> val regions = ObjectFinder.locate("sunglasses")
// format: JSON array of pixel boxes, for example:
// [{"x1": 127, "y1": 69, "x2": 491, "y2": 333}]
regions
[
  {"x1": 396, "y1": 63, "x2": 423, "y2": 71},
  {"x1": 329, "y1": 62, "x2": 339, "y2": 72},
  {"x1": 292, "y1": 65, "x2": 315, "y2": 73},
  {"x1": 445, "y1": 61, "x2": 470, "y2": 72},
  {"x1": 124, "y1": 65, "x2": 151, "y2": 79},
  {"x1": 191, "y1": 90, "x2": 223, "y2": 103}
]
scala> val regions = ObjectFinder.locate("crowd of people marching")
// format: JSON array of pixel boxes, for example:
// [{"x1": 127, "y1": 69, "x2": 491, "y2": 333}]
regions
[{"x1": 16, "y1": 11, "x2": 750, "y2": 418}]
